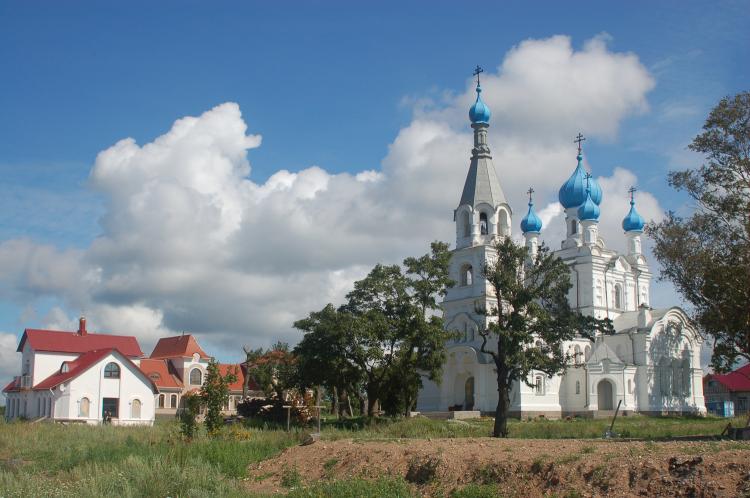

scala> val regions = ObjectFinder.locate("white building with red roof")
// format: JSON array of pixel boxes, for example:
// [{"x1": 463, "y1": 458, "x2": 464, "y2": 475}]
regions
[{"x1": 3, "y1": 317, "x2": 157, "y2": 425}]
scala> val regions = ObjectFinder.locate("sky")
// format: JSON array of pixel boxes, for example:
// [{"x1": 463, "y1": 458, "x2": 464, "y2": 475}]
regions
[{"x1": 0, "y1": 1, "x2": 748, "y2": 388}]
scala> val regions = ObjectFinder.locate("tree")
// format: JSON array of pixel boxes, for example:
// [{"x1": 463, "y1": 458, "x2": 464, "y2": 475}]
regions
[
  {"x1": 294, "y1": 242, "x2": 453, "y2": 417},
  {"x1": 647, "y1": 91, "x2": 750, "y2": 372},
  {"x1": 200, "y1": 359, "x2": 237, "y2": 434},
  {"x1": 244, "y1": 342, "x2": 298, "y2": 403},
  {"x1": 479, "y1": 237, "x2": 612, "y2": 437},
  {"x1": 179, "y1": 392, "x2": 201, "y2": 439}
]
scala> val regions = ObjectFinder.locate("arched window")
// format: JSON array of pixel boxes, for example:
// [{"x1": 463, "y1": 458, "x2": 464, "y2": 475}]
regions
[
  {"x1": 79, "y1": 397, "x2": 90, "y2": 418},
  {"x1": 104, "y1": 362, "x2": 121, "y2": 379},
  {"x1": 570, "y1": 220, "x2": 577, "y2": 234},
  {"x1": 574, "y1": 345, "x2": 582, "y2": 365},
  {"x1": 460, "y1": 265, "x2": 473, "y2": 287},
  {"x1": 584, "y1": 346, "x2": 591, "y2": 362},
  {"x1": 170, "y1": 394, "x2": 178, "y2": 409},
  {"x1": 131, "y1": 399, "x2": 141, "y2": 419},
  {"x1": 189, "y1": 368, "x2": 203, "y2": 386},
  {"x1": 575, "y1": 380, "x2": 581, "y2": 395},
  {"x1": 682, "y1": 358, "x2": 691, "y2": 396},
  {"x1": 659, "y1": 357, "x2": 671, "y2": 396},
  {"x1": 60, "y1": 362, "x2": 70, "y2": 374},
  {"x1": 672, "y1": 359, "x2": 681, "y2": 396},
  {"x1": 158, "y1": 394, "x2": 165, "y2": 408},
  {"x1": 614, "y1": 284, "x2": 623, "y2": 309},
  {"x1": 479, "y1": 212, "x2": 488, "y2": 235},
  {"x1": 461, "y1": 211, "x2": 471, "y2": 237},
  {"x1": 535, "y1": 376, "x2": 544, "y2": 395}
]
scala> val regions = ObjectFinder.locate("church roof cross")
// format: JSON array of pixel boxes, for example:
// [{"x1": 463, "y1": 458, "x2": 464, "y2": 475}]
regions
[
  {"x1": 628, "y1": 186, "x2": 637, "y2": 202},
  {"x1": 473, "y1": 65, "x2": 484, "y2": 86},
  {"x1": 574, "y1": 132, "x2": 586, "y2": 154},
  {"x1": 584, "y1": 172, "x2": 592, "y2": 192},
  {"x1": 527, "y1": 187, "x2": 535, "y2": 202}
]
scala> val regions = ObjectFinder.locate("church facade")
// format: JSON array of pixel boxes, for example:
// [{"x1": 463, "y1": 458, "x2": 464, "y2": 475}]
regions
[{"x1": 417, "y1": 76, "x2": 706, "y2": 418}]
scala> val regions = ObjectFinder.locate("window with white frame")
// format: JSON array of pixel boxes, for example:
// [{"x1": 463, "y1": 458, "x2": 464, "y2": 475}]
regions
[
  {"x1": 535, "y1": 376, "x2": 544, "y2": 395},
  {"x1": 189, "y1": 368, "x2": 203, "y2": 386}
]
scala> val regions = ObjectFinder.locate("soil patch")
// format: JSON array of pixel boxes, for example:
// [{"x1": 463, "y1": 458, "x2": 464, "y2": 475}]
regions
[{"x1": 247, "y1": 437, "x2": 750, "y2": 496}]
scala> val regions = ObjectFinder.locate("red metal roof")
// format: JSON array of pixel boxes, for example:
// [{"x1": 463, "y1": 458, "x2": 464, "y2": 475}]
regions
[
  {"x1": 707, "y1": 364, "x2": 750, "y2": 392},
  {"x1": 18, "y1": 329, "x2": 143, "y2": 357},
  {"x1": 149, "y1": 335, "x2": 210, "y2": 360},
  {"x1": 31, "y1": 349, "x2": 157, "y2": 393},
  {"x1": 139, "y1": 358, "x2": 183, "y2": 390}
]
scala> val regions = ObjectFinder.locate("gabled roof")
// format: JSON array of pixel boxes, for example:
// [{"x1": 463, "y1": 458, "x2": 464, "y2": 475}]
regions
[
  {"x1": 587, "y1": 342, "x2": 623, "y2": 364},
  {"x1": 29, "y1": 348, "x2": 157, "y2": 393},
  {"x1": 139, "y1": 358, "x2": 184, "y2": 390},
  {"x1": 708, "y1": 364, "x2": 750, "y2": 393},
  {"x1": 150, "y1": 335, "x2": 210, "y2": 360},
  {"x1": 459, "y1": 156, "x2": 507, "y2": 210},
  {"x1": 17, "y1": 329, "x2": 143, "y2": 357}
]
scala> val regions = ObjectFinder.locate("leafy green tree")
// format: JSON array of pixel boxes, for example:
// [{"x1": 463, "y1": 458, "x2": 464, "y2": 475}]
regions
[
  {"x1": 647, "y1": 91, "x2": 750, "y2": 372},
  {"x1": 179, "y1": 392, "x2": 201, "y2": 439},
  {"x1": 200, "y1": 359, "x2": 237, "y2": 434},
  {"x1": 479, "y1": 237, "x2": 612, "y2": 437},
  {"x1": 294, "y1": 242, "x2": 453, "y2": 417},
  {"x1": 294, "y1": 304, "x2": 363, "y2": 417}
]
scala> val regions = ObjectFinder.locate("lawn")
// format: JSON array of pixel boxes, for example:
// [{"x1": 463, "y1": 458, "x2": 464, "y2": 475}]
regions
[{"x1": 0, "y1": 415, "x2": 744, "y2": 497}]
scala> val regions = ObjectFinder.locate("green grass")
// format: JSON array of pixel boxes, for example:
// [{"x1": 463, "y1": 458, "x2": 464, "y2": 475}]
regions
[{"x1": 320, "y1": 414, "x2": 746, "y2": 440}]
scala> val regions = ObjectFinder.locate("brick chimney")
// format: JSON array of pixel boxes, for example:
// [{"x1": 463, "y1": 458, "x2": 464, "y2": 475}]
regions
[{"x1": 78, "y1": 316, "x2": 87, "y2": 336}]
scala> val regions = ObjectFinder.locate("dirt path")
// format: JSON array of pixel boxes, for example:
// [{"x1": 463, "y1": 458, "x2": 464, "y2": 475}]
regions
[{"x1": 247, "y1": 437, "x2": 750, "y2": 496}]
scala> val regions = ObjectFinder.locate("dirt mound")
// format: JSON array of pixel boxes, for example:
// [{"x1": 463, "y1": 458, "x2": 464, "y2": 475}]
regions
[{"x1": 247, "y1": 438, "x2": 750, "y2": 496}]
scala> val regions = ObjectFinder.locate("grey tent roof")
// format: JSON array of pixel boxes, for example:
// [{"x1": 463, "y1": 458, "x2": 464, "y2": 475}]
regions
[{"x1": 459, "y1": 156, "x2": 507, "y2": 209}]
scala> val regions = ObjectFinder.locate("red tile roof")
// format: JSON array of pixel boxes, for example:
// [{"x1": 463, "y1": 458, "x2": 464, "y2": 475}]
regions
[
  {"x1": 710, "y1": 363, "x2": 750, "y2": 392},
  {"x1": 150, "y1": 335, "x2": 210, "y2": 360},
  {"x1": 18, "y1": 329, "x2": 143, "y2": 357},
  {"x1": 30, "y1": 349, "x2": 157, "y2": 393},
  {"x1": 139, "y1": 358, "x2": 183, "y2": 390},
  {"x1": 219, "y1": 363, "x2": 250, "y2": 392}
]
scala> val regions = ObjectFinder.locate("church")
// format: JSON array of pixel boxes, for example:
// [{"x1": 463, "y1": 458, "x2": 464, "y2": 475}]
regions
[{"x1": 417, "y1": 73, "x2": 706, "y2": 418}]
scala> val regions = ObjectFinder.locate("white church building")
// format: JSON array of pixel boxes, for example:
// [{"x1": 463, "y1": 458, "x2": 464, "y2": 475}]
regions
[{"x1": 417, "y1": 75, "x2": 706, "y2": 418}]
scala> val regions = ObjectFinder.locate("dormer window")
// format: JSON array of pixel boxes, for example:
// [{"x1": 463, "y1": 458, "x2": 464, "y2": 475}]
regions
[
  {"x1": 60, "y1": 362, "x2": 70, "y2": 374},
  {"x1": 189, "y1": 368, "x2": 203, "y2": 386}
]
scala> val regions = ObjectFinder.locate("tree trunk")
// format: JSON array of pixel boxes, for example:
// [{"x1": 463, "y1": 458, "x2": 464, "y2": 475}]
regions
[
  {"x1": 332, "y1": 386, "x2": 339, "y2": 419},
  {"x1": 493, "y1": 365, "x2": 510, "y2": 438},
  {"x1": 346, "y1": 392, "x2": 354, "y2": 417}
]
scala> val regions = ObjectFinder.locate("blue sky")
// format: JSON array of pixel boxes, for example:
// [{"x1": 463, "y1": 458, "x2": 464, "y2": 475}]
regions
[{"x1": 0, "y1": 1, "x2": 747, "y2": 372}]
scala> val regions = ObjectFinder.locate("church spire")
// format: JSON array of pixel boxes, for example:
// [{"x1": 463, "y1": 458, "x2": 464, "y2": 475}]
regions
[{"x1": 456, "y1": 66, "x2": 510, "y2": 249}]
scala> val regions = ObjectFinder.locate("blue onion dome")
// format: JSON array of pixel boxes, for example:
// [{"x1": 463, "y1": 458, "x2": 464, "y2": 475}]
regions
[
  {"x1": 521, "y1": 200, "x2": 543, "y2": 234},
  {"x1": 469, "y1": 84, "x2": 491, "y2": 124},
  {"x1": 622, "y1": 198, "x2": 645, "y2": 232},
  {"x1": 558, "y1": 154, "x2": 603, "y2": 208},
  {"x1": 578, "y1": 188, "x2": 600, "y2": 221}
]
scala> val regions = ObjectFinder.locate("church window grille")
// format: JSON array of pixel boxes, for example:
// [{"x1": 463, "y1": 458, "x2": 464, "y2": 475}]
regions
[
  {"x1": 460, "y1": 265, "x2": 473, "y2": 286},
  {"x1": 479, "y1": 212, "x2": 488, "y2": 235},
  {"x1": 575, "y1": 380, "x2": 580, "y2": 395}
]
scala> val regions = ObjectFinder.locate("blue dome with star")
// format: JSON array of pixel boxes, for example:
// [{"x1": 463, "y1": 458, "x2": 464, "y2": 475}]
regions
[
  {"x1": 578, "y1": 189, "x2": 600, "y2": 221},
  {"x1": 558, "y1": 154, "x2": 602, "y2": 208},
  {"x1": 521, "y1": 200, "x2": 543, "y2": 234},
  {"x1": 469, "y1": 84, "x2": 491, "y2": 124},
  {"x1": 622, "y1": 199, "x2": 645, "y2": 232}
]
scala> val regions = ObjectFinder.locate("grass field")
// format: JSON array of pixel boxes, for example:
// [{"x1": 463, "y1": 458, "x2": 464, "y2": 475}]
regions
[{"x1": 0, "y1": 415, "x2": 745, "y2": 497}]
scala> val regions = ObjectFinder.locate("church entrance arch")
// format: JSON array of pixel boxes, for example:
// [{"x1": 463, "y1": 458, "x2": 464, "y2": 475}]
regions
[
  {"x1": 597, "y1": 380, "x2": 614, "y2": 410},
  {"x1": 464, "y1": 377, "x2": 475, "y2": 410}
]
